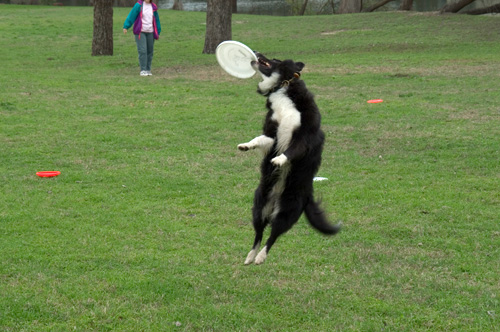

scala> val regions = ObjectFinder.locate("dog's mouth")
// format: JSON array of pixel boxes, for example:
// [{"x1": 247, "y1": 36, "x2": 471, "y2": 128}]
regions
[
  {"x1": 257, "y1": 57, "x2": 271, "y2": 68},
  {"x1": 252, "y1": 52, "x2": 272, "y2": 69}
]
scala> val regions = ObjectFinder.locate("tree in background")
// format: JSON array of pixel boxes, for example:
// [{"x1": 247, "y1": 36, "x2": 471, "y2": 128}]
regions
[
  {"x1": 172, "y1": 0, "x2": 184, "y2": 10},
  {"x1": 203, "y1": 0, "x2": 232, "y2": 54},
  {"x1": 92, "y1": 0, "x2": 113, "y2": 56},
  {"x1": 298, "y1": 0, "x2": 309, "y2": 15},
  {"x1": 440, "y1": 0, "x2": 476, "y2": 12},
  {"x1": 399, "y1": 0, "x2": 413, "y2": 10},
  {"x1": 463, "y1": 2, "x2": 500, "y2": 14},
  {"x1": 359, "y1": 0, "x2": 498, "y2": 14},
  {"x1": 438, "y1": 0, "x2": 500, "y2": 14},
  {"x1": 363, "y1": 0, "x2": 393, "y2": 12},
  {"x1": 338, "y1": 0, "x2": 362, "y2": 13},
  {"x1": 362, "y1": 0, "x2": 413, "y2": 12}
]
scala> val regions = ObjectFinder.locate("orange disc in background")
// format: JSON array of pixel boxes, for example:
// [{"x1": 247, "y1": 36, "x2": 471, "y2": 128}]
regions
[
  {"x1": 367, "y1": 99, "x2": 384, "y2": 103},
  {"x1": 36, "y1": 171, "x2": 61, "y2": 178}
]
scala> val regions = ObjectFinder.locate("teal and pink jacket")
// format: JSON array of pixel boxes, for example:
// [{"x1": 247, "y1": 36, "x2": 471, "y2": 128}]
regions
[{"x1": 123, "y1": 0, "x2": 161, "y2": 40}]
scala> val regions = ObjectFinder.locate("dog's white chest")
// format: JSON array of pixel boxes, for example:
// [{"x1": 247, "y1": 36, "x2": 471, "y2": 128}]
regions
[{"x1": 269, "y1": 91, "x2": 301, "y2": 154}]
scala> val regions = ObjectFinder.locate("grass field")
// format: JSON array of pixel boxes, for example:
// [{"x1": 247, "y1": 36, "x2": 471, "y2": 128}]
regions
[{"x1": 1, "y1": 5, "x2": 499, "y2": 331}]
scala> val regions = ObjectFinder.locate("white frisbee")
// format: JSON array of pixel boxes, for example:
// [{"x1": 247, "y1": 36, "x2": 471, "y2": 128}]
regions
[
  {"x1": 313, "y1": 177, "x2": 328, "y2": 182},
  {"x1": 216, "y1": 41, "x2": 258, "y2": 79}
]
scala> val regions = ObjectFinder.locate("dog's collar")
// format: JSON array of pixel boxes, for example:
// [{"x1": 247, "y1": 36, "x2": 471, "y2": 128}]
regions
[{"x1": 266, "y1": 72, "x2": 301, "y2": 96}]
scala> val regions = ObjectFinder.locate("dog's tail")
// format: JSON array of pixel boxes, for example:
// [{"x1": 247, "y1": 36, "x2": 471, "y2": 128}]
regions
[{"x1": 304, "y1": 199, "x2": 341, "y2": 235}]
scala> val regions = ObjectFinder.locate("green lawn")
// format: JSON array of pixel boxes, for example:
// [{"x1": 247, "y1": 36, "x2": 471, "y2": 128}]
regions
[{"x1": 1, "y1": 5, "x2": 499, "y2": 331}]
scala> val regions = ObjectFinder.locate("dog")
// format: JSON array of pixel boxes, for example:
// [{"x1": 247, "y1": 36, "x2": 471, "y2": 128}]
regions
[{"x1": 238, "y1": 52, "x2": 341, "y2": 265}]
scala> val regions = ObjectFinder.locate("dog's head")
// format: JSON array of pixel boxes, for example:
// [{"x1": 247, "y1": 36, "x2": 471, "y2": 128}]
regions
[{"x1": 251, "y1": 52, "x2": 305, "y2": 96}]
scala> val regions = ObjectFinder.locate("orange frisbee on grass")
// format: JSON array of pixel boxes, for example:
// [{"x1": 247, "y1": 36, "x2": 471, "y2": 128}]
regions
[
  {"x1": 36, "y1": 171, "x2": 61, "y2": 178},
  {"x1": 367, "y1": 99, "x2": 384, "y2": 104}
]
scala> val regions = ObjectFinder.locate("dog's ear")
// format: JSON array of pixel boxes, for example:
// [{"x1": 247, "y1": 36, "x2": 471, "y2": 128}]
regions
[{"x1": 295, "y1": 62, "x2": 305, "y2": 72}]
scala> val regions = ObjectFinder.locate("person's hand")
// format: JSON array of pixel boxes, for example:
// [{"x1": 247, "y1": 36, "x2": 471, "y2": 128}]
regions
[{"x1": 123, "y1": 29, "x2": 127, "y2": 34}]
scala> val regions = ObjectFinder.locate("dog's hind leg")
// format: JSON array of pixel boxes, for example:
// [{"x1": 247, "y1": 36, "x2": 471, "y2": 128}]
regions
[
  {"x1": 254, "y1": 203, "x2": 303, "y2": 265},
  {"x1": 245, "y1": 235, "x2": 263, "y2": 265},
  {"x1": 245, "y1": 220, "x2": 265, "y2": 265},
  {"x1": 254, "y1": 224, "x2": 289, "y2": 265},
  {"x1": 245, "y1": 187, "x2": 268, "y2": 265}
]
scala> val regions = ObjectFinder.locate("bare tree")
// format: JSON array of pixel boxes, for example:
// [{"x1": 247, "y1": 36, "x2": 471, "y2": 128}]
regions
[
  {"x1": 463, "y1": 2, "x2": 500, "y2": 14},
  {"x1": 399, "y1": 0, "x2": 413, "y2": 11},
  {"x1": 92, "y1": 0, "x2": 113, "y2": 56},
  {"x1": 299, "y1": 0, "x2": 309, "y2": 15},
  {"x1": 172, "y1": 0, "x2": 184, "y2": 10},
  {"x1": 338, "y1": 0, "x2": 362, "y2": 13},
  {"x1": 440, "y1": 0, "x2": 476, "y2": 13},
  {"x1": 362, "y1": 0, "x2": 395, "y2": 12},
  {"x1": 203, "y1": 0, "x2": 232, "y2": 54},
  {"x1": 320, "y1": 0, "x2": 336, "y2": 14}
]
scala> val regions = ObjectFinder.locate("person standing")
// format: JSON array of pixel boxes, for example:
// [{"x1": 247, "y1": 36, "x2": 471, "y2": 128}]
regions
[{"x1": 123, "y1": 0, "x2": 161, "y2": 76}]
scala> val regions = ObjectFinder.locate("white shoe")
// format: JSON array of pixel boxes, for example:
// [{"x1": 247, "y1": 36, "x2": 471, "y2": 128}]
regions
[
  {"x1": 147, "y1": 71, "x2": 153, "y2": 76},
  {"x1": 140, "y1": 71, "x2": 148, "y2": 76}
]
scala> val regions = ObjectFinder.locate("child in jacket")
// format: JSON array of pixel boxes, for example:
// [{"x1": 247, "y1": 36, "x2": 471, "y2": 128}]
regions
[{"x1": 123, "y1": 0, "x2": 162, "y2": 76}]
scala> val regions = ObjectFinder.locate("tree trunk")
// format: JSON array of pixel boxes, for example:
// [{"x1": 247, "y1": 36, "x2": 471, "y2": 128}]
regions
[
  {"x1": 203, "y1": 0, "x2": 232, "y2": 54},
  {"x1": 299, "y1": 0, "x2": 309, "y2": 15},
  {"x1": 321, "y1": 0, "x2": 335, "y2": 14},
  {"x1": 440, "y1": 0, "x2": 476, "y2": 13},
  {"x1": 463, "y1": 3, "x2": 500, "y2": 14},
  {"x1": 172, "y1": 0, "x2": 184, "y2": 10},
  {"x1": 399, "y1": 0, "x2": 413, "y2": 11},
  {"x1": 338, "y1": 0, "x2": 362, "y2": 14},
  {"x1": 362, "y1": 0, "x2": 395, "y2": 12},
  {"x1": 92, "y1": 0, "x2": 113, "y2": 56}
]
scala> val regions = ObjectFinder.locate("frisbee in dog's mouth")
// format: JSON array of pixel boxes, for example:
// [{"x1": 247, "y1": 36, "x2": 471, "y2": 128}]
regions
[{"x1": 216, "y1": 41, "x2": 257, "y2": 79}]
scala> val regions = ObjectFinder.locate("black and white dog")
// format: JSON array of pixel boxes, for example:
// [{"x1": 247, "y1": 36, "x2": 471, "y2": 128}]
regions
[{"x1": 238, "y1": 52, "x2": 341, "y2": 265}]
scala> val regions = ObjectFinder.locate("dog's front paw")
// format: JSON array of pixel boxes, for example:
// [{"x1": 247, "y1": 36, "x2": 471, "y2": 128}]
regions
[
  {"x1": 238, "y1": 143, "x2": 253, "y2": 151},
  {"x1": 271, "y1": 154, "x2": 288, "y2": 167}
]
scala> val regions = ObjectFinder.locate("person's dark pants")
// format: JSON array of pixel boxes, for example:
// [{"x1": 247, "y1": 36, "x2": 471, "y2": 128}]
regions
[{"x1": 135, "y1": 32, "x2": 154, "y2": 71}]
